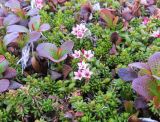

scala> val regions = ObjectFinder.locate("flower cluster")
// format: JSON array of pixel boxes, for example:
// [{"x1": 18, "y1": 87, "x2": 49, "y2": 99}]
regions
[
  {"x1": 72, "y1": 50, "x2": 94, "y2": 80},
  {"x1": 35, "y1": 0, "x2": 43, "y2": 9},
  {"x1": 72, "y1": 50, "x2": 94, "y2": 60},
  {"x1": 151, "y1": 30, "x2": 160, "y2": 38},
  {"x1": 142, "y1": 17, "x2": 150, "y2": 25},
  {"x1": 71, "y1": 24, "x2": 91, "y2": 39}
]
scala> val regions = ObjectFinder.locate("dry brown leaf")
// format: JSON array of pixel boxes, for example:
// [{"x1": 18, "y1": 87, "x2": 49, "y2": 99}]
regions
[{"x1": 62, "y1": 64, "x2": 72, "y2": 79}]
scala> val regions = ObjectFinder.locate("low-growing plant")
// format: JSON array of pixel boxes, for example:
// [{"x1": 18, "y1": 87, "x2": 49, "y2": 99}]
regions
[
  {"x1": 118, "y1": 52, "x2": 160, "y2": 108},
  {"x1": 0, "y1": 55, "x2": 21, "y2": 92}
]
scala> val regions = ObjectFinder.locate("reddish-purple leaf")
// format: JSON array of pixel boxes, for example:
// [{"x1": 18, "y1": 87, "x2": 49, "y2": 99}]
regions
[
  {"x1": 0, "y1": 8, "x2": 7, "y2": 17},
  {"x1": 122, "y1": 7, "x2": 133, "y2": 21},
  {"x1": 75, "y1": 111, "x2": 84, "y2": 117},
  {"x1": 132, "y1": 75, "x2": 153, "y2": 101},
  {"x1": 28, "y1": 15, "x2": 40, "y2": 31},
  {"x1": 50, "y1": 55, "x2": 68, "y2": 63},
  {"x1": 27, "y1": 8, "x2": 39, "y2": 16},
  {"x1": 40, "y1": 23, "x2": 50, "y2": 32},
  {"x1": 3, "y1": 14, "x2": 20, "y2": 26},
  {"x1": 146, "y1": 0, "x2": 156, "y2": 5},
  {"x1": 109, "y1": 44, "x2": 117, "y2": 55},
  {"x1": 64, "y1": 112, "x2": 73, "y2": 119},
  {"x1": 60, "y1": 41, "x2": 74, "y2": 53},
  {"x1": 110, "y1": 32, "x2": 119, "y2": 44},
  {"x1": 129, "y1": 62, "x2": 150, "y2": 70},
  {"x1": 0, "y1": 55, "x2": 5, "y2": 63},
  {"x1": 0, "y1": 79, "x2": 10, "y2": 92},
  {"x1": 19, "y1": 19, "x2": 29, "y2": 27},
  {"x1": 118, "y1": 68, "x2": 138, "y2": 81},
  {"x1": 5, "y1": 0, "x2": 20, "y2": 9},
  {"x1": 7, "y1": 25, "x2": 29, "y2": 33},
  {"x1": 3, "y1": 67, "x2": 17, "y2": 79},
  {"x1": 36, "y1": 42, "x2": 57, "y2": 59},
  {"x1": 49, "y1": 70, "x2": 62, "y2": 80},
  {"x1": 0, "y1": 55, "x2": 9, "y2": 74},
  {"x1": 148, "y1": 52, "x2": 160, "y2": 78},
  {"x1": 8, "y1": 80, "x2": 22, "y2": 90},
  {"x1": 29, "y1": 31, "x2": 41, "y2": 42},
  {"x1": 134, "y1": 97, "x2": 148, "y2": 109},
  {"x1": 62, "y1": 64, "x2": 72, "y2": 79},
  {"x1": 58, "y1": 0, "x2": 67, "y2": 4},
  {"x1": 37, "y1": 42, "x2": 73, "y2": 63},
  {"x1": 80, "y1": 2, "x2": 92, "y2": 22},
  {"x1": 147, "y1": 5, "x2": 157, "y2": 15},
  {"x1": 0, "y1": 17, "x2": 4, "y2": 27},
  {"x1": 3, "y1": 32, "x2": 19, "y2": 46}
]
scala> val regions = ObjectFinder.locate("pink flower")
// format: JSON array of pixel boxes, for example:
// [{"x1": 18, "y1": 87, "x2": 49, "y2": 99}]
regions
[
  {"x1": 142, "y1": 17, "x2": 150, "y2": 25},
  {"x1": 74, "y1": 70, "x2": 83, "y2": 80},
  {"x1": 71, "y1": 24, "x2": 90, "y2": 39},
  {"x1": 36, "y1": 3, "x2": 43, "y2": 9},
  {"x1": 82, "y1": 68, "x2": 93, "y2": 79},
  {"x1": 35, "y1": 0, "x2": 43, "y2": 9},
  {"x1": 140, "y1": 0, "x2": 148, "y2": 5},
  {"x1": 78, "y1": 61, "x2": 88, "y2": 70},
  {"x1": 83, "y1": 50, "x2": 94, "y2": 60},
  {"x1": 72, "y1": 50, "x2": 81, "y2": 59},
  {"x1": 36, "y1": 0, "x2": 43, "y2": 3},
  {"x1": 151, "y1": 30, "x2": 160, "y2": 38}
]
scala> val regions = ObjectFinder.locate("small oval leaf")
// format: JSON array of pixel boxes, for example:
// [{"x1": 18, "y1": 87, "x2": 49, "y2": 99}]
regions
[{"x1": 0, "y1": 79, "x2": 10, "y2": 93}]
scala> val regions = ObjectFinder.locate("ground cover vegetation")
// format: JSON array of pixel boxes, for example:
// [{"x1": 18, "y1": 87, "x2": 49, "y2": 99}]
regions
[{"x1": 0, "y1": 0, "x2": 160, "y2": 121}]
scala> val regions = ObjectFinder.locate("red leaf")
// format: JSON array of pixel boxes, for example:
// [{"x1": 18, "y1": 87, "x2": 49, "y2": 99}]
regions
[{"x1": 100, "y1": 8, "x2": 114, "y2": 20}]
